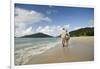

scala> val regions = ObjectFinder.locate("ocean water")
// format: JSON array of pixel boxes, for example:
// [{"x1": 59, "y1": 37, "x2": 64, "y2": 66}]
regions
[{"x1": 14, "y1": 38, "x2": 60, "y2": 65}]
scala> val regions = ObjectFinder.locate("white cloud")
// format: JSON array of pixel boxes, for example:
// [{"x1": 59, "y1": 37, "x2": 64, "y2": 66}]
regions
[
  {"x1": 70, "y1": 26, "x2": 82, "y2": 31},
  {"x1": 35, "y1": 24, "x2": 70, "y2": 37},
  {"x1": 89, "y1": 19, "x2": 94, "y2": 27},
  {"x1": 15, "y1": 27, "x2": 33, "y2": 37},
  {"x1": 14, "y1": 7, "x2": 70, "y2": 37},
  {"x1": 15, "y1": 7, "x2": 51, "y2": 37},
  {"x1": 46, "y1": 11, "x2": 52, "y2": 15},
  {"x1": 46, "y1": 9, "x2": 57, "y2": 15},
  {"x1": 15, "y1": 8, "x2": 51, "y2": 23}
]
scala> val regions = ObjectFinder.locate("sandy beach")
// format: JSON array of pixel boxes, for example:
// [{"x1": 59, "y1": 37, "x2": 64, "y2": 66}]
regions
[{"x1": 23, "y1": 36, "x2": 94, "y2": 65}]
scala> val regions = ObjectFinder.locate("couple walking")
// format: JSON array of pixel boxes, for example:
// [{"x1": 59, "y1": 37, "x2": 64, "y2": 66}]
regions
[{"x1": 61, "y1": 28, "x2": 70, "y2": 47}]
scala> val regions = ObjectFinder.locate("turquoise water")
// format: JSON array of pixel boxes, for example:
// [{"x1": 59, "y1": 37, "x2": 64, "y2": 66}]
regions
[
  {"x1": 14, "y1": 38, "x2": 60, "y2": 65},
  {"x1": 15, "y1": 38, "x2": 59, "y2": 49}
]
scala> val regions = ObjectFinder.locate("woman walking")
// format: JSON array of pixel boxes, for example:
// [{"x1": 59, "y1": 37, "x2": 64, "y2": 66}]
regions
[{"x1": 61, "y1": 28, "x2": 70, "y2": 47}]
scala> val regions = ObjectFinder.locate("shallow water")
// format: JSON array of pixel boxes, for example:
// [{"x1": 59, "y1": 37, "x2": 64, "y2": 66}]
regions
[{"x1": 14, "y1": 38, "x2": 60, "y2": 65}]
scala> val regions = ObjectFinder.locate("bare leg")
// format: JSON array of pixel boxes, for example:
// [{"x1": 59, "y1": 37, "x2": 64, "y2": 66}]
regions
[
  {"x1": 64, "y1": 39, "x2": 69, "y2": 47},
  {"x1": 62, "y1": 38, "x2": 65, "y2": 47},
  {"x1": 66, "y1": 41, "x2": 68, "y2": 47},
  {"x1": 66, "y1": 40, "x2": 69, "y2": 47}
]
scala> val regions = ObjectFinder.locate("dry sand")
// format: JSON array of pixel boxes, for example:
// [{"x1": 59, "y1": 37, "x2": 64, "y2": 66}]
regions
[{"x1": 24, "y1": 36, "x2": 94, "y2": 65}]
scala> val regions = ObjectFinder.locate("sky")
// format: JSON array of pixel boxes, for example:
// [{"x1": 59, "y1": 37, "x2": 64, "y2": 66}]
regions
[{"x1": 14, "y1": 3, "x2": 94, "y2": 37}]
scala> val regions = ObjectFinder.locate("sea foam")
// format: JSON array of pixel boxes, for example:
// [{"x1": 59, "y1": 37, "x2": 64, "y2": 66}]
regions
[{"x1": 15, "y1": 41, "x2": 59, "y2": 65}]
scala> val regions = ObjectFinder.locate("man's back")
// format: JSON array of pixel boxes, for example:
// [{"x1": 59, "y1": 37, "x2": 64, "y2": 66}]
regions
[{"x1": 61, "y1": 30, "x2": 67, "y2": 38}]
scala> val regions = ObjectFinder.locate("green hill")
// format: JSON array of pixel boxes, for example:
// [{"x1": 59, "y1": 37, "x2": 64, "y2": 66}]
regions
[
  {"x1": 58, "y1": 27, "x2": 94, "y2": 37},
  {"x1": 20, "y1": 33, "x2": 53, "y2": 38},
  {"x1": 16, "y1": 27, "x2": 94, "y2": 38},
  {"x1": 69, "y1": 27, "x2": 94, "y2": 37}
]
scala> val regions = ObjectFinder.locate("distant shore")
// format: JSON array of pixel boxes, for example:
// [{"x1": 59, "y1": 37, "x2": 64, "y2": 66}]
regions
[{"x1": 21, "y1": 36, "x2": 94, "y2": 65}]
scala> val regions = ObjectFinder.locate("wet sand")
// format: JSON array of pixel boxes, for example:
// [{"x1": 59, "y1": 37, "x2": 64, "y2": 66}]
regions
[{"x1": 25, "y1": 36, "x2": 94, "y2": 65}]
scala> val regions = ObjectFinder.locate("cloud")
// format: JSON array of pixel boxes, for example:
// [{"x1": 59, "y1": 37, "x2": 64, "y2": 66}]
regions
[
  {"x1": 15, "y1": 8, "x2": 51, "y2": 23},
  {"x1": 89, "y1": 19, "x2": 94, "y2": 27},
  {"x1": 14, "y1": 7, "x2": 70, "y2": 37},
  {"x1": 15, "y1": 26, "x2": 33, "y2": 37},
  {"x1": 69, "y1": 19, "x2": 94, "y2": 32},
  {"x1": 70, "y1": 26, "x2": 82, "y2": 31},
  {"x1": 35, "y1": 24, "x2": 70, "y2": 37},
  {"x1": 46, "y1": 11, "x2": 52, "y2": 15},
  {"x1": 15, "y1": 7, "x2": 51, "y2": 37}
]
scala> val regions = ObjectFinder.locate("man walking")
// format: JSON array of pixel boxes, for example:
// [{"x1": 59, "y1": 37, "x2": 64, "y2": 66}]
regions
[{"x1": 61, "y1": 28, "x2": 70, "y2": 47}]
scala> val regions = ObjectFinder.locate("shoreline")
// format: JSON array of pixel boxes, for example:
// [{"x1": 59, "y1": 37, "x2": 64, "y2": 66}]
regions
[
  {"x1": 25, "y1": 36, "x2": 94, "y2": 65},
  {"x1": 15, "y1": 36, "x2": 94, "y2": 65}
]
